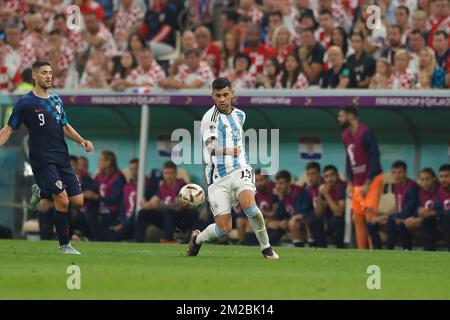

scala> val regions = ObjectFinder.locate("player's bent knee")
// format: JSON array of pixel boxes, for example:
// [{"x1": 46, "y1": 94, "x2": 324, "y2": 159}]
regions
[
  {"x1": 53, "y1": 193, "x2": 69, "y2": 210},
  {"x1": 69, "y1": 195, "x2": 84, "y2": 209}
]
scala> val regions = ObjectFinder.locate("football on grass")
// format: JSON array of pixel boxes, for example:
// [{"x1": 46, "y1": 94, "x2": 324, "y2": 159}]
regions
[{"x1": 178, "y1": 183, "x2": 205, "y2": 209}]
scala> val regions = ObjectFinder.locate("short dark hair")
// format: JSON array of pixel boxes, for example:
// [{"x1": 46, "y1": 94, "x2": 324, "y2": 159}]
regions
[
  {"x1": 323, "y1": 165, "x2": 338, "y2": 174},
  {"x1": 21, "y1": 68, "x2": 33, "y2": 84},
  {"x1": 300, "y1": 27, "x2": 315, "y2": 35},
  {"x1": 319, "y1": 9, "x2": 332, "y2": 17},
  {"x1": 255, "y1": 168, "x2": 268, "y2": 176},
  {"x1": 49, "y1": 29, "x2": 60, "y2": 36},
  {"x1": 221, "y1": 9, "x2": 239, "y2": 24},
  {"x1": 212, "y1": 77, "x2": 232, "y2": 90},
  {"x1": 129, "y1": 158, "x2": 139, "y2": 165},
  {"x1": 184, "y1": 48, "x2": 201, "y2": 57},
  {"x1": 434, "y1": 30, "x2": 447, "y2": 39},
  {"x1": 53, "y1": 13, "x2": 66, "y2": 21},
  {"x1": 32, "y1": 60, "x2": 51, "y2": 71},
  {"x1": 163, "y1": 161, "x2": 177, "y2": 170},
  {"x1": 439, "y1": 164, "x2": 450, "y2": 172},
  {"x1": 306, "y1": 161, "x2": 321, "y2": 172},
  {"x1": 340, "y1": 106, "x2": 359, "y2": 118},
  {"x1": 70, "y1": 155, "x2": 78, "y2": 163},
  {"x1": 275, "y1": 170, "x2": 291, "y2": 182},
  {"x1": 396, "y1": 5, "x2": 410, "y2": 16},
  {"x1": 389, "y1": 24, "x2": 402, "y2": 33},
  {"x1": 268, "y1": 11, "x2": 283, "y2": 19},
  {"x1": 351, "y1": 31, "x2": 364, "y2": 41},
  {"x1": 392, "y1": 160, "x2": 407, "y2": 171},
  {"x1": 233, "y1": 52, "x2": 252, "y2": 70},
  {"x1": 420, "y1": 167, "x2": 436, "y2": 179},
  {"x1": 409, "y1": 29, "x2": 423, "y2": 37}
]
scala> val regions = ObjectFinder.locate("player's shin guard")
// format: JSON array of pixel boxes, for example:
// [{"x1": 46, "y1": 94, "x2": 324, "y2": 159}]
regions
[
  {"x1": 195, "y1": 223, "x2": 227, "y2": 245},
  {"x1": 244, "y1": 205, "x2": 270, "y2": 250},
  {"x1": 54, "y1": 210, "x2": 69, "y2": 246}
]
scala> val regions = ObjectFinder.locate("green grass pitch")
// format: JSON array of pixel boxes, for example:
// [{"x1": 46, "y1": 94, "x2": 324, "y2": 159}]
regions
[{"x1": 1, "y1": 239, "x2": 449, "y2": 299}]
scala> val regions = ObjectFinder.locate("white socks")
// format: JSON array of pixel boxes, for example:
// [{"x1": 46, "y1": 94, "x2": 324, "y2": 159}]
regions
[
  {"x1": 247, "y1": 208, "x2": 271, "y2": 250},
  {"x1": 196, "y1": 223, "x2": 226, "y2": 245}
]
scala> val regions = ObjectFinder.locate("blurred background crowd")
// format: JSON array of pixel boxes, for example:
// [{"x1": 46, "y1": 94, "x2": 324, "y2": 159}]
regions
[{"x1": 0, "y1": 0, "x2": 449, "y2": 92}]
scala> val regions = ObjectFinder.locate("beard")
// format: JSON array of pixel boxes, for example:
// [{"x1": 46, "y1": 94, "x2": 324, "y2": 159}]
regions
[{"x1": 38, "y1": 81, "x2": 52, "y2": 90}]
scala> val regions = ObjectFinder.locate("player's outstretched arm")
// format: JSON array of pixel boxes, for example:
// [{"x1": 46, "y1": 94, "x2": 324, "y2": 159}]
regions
[
  {"x1": 63, "y1": 124, "x2": 94, "y2": 152},
  {"x1": 0, "y1": 125, "x2": 13, "y2": 147}
]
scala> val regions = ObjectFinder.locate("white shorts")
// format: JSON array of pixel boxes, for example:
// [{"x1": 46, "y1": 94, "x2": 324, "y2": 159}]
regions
[{"x1": 207, "y1": 167, "x2": 256, "y2": 216}]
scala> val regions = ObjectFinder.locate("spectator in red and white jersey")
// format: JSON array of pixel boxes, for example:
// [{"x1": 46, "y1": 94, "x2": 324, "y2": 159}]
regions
[
  {"x1": 160, "y1": 48, "x2": 213, "y2": 89},
  {"x1": 315, "y1": 9, "x2": 335, "y2": 49},
  {"x1": 81, "y1": 12, "x2": 117, "y2": 58},
  {"x1": 275, "y1": 52, "x2": 309, "y2": 89},
  {"x1": 195, "y1": 26, "x2": 221, "y2": 76},
  {"x1": 2, "y1": 25, "x2": 25, "y2": 84},
  {"x1": 427, "y1": 0, "x2": 450, "y2": 48},
  {"x1": 46, "y1": 30, "x2": 75, "y2": 88},
  {"x1": 76, "y1": 0, "x2": 105, "y2": 22},
  {"x1": 117, "y1": 48, "x2": 165, "y2": 89},
  {"x1": 271, "y1": 25, "x2": 294, "y2": 64},
  {"x1": 22, "y1": 13, "x2": 47, "y2": 62},
  {"x1": 238, "y1": 0, "x2": 264, "y2": 26},
  {"x1": 318, "y1": 0, "x2": 351, "y2": 33},
  {"x1": 25, "y1": 0, "x2": 67, "y2": 23},
  {"x1": 80, "y1": 48, "x2": 112, "y2": 88},
  {"x1": 0, "y1": 39, "x2": 13, "y2": 92},
  {"x1": 243, "y1": 25, "x2": 276, "y2": 74},
  {"x1": 388, "y1": 49, "x2": 417, "y2": 89},
  {"x1": 220, "y1": 52, "x2": 256, "y2": 89},
  {"x1": 52, "y1": 14, "x2": 84, "y2": 55},
  {"x1": 114, "y1": 0, "x2": 144, "y2": 51}
]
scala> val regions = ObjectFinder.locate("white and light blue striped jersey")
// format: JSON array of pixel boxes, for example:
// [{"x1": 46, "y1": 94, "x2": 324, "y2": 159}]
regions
[{"x1": 201, "y1": 105, "x2": 249, "y2": 185}]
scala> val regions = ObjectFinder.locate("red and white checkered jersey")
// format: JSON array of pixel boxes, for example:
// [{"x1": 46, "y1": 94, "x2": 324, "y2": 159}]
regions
[
  {"x1": 175, "y1": 62, "x2": 214, "y2": 88},
  {"x1": 113, "y1": 3, "x2": 144, "y2": 47},
  {"x1": 388, "y1": 70, "x2": 416, "y2": 89},
  {"x1": 128, "y1": 62, "x2": 166, "y2": 88},
  {"x1": 238, "y1": 6, "x2": 264, "y2": 25},
  {"x1": 220, "y1": 70, "x2": 257, "y2": 89}
]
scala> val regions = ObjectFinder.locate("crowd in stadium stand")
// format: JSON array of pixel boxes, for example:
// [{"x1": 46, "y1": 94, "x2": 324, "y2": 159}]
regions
[
  {"x1": 33, "y1": 151, "x2": 450, "y2": 251},
  {"x1": 0, "y1": 0, "x2": 449, "y2": 91}
]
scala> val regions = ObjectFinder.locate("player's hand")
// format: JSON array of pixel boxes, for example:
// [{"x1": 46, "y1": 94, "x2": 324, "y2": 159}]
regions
[
  {"x1": 360, "y1": 182, "x2": 370, "y2": 197},
  {"x1": 226, "y1": 147, "x2": 241, "y2": 157},
  {"x1": 81, "y1": 140, "x2": 94, "y2": 152},
  {"x1": 318, "y1": 184, "x2": 329, "y2": 195}
]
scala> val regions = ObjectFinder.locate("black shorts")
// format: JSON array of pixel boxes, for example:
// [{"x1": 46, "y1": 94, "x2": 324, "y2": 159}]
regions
[{"x1": 33, "y1": 163, "x2": 82, "y2": 199}]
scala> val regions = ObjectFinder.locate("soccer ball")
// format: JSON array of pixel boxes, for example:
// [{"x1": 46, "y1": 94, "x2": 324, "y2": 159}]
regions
[{"x1": 178, "y1": 183, "x2": 205, "y2": 209}]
